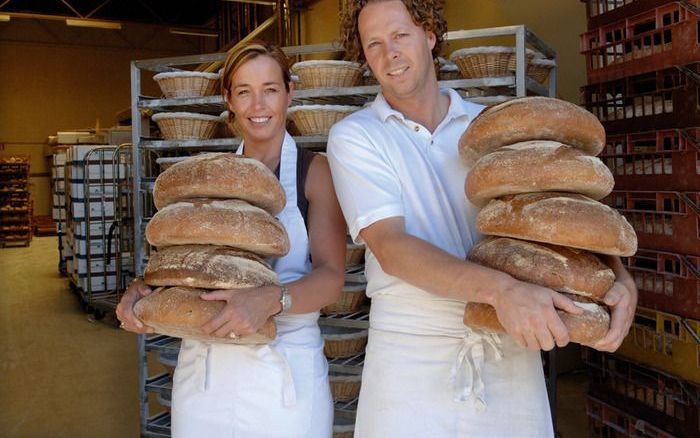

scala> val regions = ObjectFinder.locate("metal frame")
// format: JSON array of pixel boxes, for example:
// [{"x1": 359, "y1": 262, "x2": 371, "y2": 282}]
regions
[{"x1": 130, "y1": 25, "x2": 557, "y2": 436}]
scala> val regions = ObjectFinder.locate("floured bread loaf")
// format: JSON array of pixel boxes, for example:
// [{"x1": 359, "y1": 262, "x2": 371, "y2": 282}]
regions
[
  {"x1": 469, "y1": 237, "x2": 614, "y2": 300},
  {"x1": 465, "y1": 141, "x2": 614, "y2": 207},
  {"x1": 463, "y1": 293, "x2": 610, "y2": 347},
  {"x1": 459, "y1": 97, "x2": 605, "y2": 165},
  {"x1": 152, "y1": 153, "x2": 286, "y2": 214},
  {"x1": 145, "y1": 245, "x2": 279, "y2": 289},
  {"x1": 476, "y1": 192, "x2": 637, "y2": 256},
  {"x1": 145, "y1": 199, "x2": 290, "y2": 257},
  {"x1": 134, "y1": 286, "x2": 276, "y2": 344}
]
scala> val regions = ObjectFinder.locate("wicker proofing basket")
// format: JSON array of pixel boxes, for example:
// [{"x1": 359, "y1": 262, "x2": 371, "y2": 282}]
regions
[
  {"x1": 322, "y1": 327, "x2": 368, "y2": 358},
  {"x1": 286, "y1": 105, "x2": 360, "y2": 136},
  {"x1": 153, "y1": 71, "x2": 220, "y2": 99},
  {"x1": 528, "y1": 58, "x2": 556, "y2": 84},
  {"x1": 291, "y1": 60, "x2": 363, "y2": 89},
  {"x1": 333, "y1": 418, "x2": 355, "y2": 438},
  {"x1": 345, "y1": 241, "x2": 365, "y2": 266},
  {"x1": 449, "y1": 46, "x2": 535, "y2": 79},
  {"x1": 151, "y1": 112, "x2": 220, "y2": 140},
  {"x1": 322, "y1": 282, "x2": 367, "y2": 315},
  {"x1": 330, "y1": 372, "x2": 362, "y2": 402}
]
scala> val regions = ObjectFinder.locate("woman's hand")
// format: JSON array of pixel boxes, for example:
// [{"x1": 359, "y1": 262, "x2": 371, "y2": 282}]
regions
[
  {"x1": 115, "y1": 279, "x2": 155, "y2": 334},
  {"x1": 200, "y1": 285, "x2": 281, "y2": 338}
]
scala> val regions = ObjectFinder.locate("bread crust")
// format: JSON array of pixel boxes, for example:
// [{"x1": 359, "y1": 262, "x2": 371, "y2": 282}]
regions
[
  {"x1": 134, "y1": 286, "x2": 277, "y2": 344},
  {"x1": 144, "y1": 245, "x2": 280, "y2": 289},
  {"x1": 459, "y1": 97, "x2": 605, "y2": 165},
  {"x1": 152, "y1": 153, "x2": 286, "y2": 214},
  {"x1": 465, "y1": 141, "x2": 614, "y2": 207},
  {"x1": 476, "y1": 192, "x2": 638, "y2": 256},
  {"x1": 145, "y1": 199, "x2": 290, "y2": 257},
  {"x1": 469, "y1": 237, "x2": 614, "y2": 299}
]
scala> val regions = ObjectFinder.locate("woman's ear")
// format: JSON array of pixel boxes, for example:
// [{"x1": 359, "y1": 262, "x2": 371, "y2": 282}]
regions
[
  {"x1": 223, "y1": 88, "x2": 234, "y2": 112},
  {"x1": 287, "y1": 80, "x2": 295, "y2": 106}
]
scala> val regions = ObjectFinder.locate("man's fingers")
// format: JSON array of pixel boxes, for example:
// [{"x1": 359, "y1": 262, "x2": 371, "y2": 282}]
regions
[
  {"x1": 549, "y1": 312, "x2": 570, "y2": 348},
  {"x1": 551, "y1": 292, "x2": 583, "y2": 315},
  {"x1": 200, "y1": 290, "x2": 230, "y2": 301},
  {"x1": 603, "y1": 287, "x2": 623, "y2": 307}
]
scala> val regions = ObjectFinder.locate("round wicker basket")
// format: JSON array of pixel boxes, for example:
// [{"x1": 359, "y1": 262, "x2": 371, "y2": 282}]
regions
[
  {"x1": 345, "y1": 242, "x2": 365, "y2": 266},
  {"x1": 528, "y1": 58, "x2": 556, "y2": 84},
  {"x1": 321, "y1": 282, "x2": 367, "y2": 315},
  {"x1": 322, "y1": 326, "x2": 368, "y2": 358},
  {"x1": 153, "y1": 71, "x2": 220, "y2": 99},
  {"x1": 291, "y1": 60, "x2": 363, "y2": 89},
  {"x1": 449, "y1": 46, "x2": 535, "y2": 79},
  {"x1": 152, "y1": 112, "x2": 221, "y2": 140},
  {"x1": 286, "y1": 105, "x2": 360, "y2": 136},
  {"x1": 329, "y1": 372, "x2": 362, "y2": 402}
]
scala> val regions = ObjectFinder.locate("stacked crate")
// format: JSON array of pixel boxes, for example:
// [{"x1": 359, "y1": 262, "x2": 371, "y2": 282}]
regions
[
  {"x1": 580, "y1": 1, "x2": 700, "y2": 436},
  {"x1": 0, "y1": 155, "x2": 32, "y2": 247}
]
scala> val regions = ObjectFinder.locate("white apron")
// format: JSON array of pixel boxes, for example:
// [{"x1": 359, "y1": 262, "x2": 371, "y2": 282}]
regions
[
  {"x1": 354, "y1": 293, "x2": 554, "y2": 438},
  {"x1": 171, "y1": 132, "x2": 333, "y2": 438}
]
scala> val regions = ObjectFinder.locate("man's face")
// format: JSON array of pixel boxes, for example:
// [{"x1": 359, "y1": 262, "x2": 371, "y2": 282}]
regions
[{"x1": 358, "y1": 0, "x2": 437, "y2": 103}]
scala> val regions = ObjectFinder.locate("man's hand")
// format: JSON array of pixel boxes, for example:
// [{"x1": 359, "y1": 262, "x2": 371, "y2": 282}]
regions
[
  {"x1": 200, "y1": 286, "x2": 281, "y2": 338},
  {"x1": 116, "y1": 279, "x2": 155, "y2": 334},
  {"x1": 493, "y1": 281, "x2": 583, "y2": 351},
  {"x1": 591, "y1": 280, "x2": 637, "y2": 352}
]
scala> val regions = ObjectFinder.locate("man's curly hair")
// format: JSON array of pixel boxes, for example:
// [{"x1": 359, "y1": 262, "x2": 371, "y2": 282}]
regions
[{"x1": 340, "y1": 0, "x2": 447, "y2": 63}]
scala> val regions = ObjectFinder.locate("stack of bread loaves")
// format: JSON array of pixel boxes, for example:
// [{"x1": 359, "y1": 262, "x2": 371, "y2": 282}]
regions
[
  {"x1": 459, "y1": 97, "x2": 638, "y2": 347},
  {"x1": 134, "y1": 153, "x2": 290, "y2": 344}
]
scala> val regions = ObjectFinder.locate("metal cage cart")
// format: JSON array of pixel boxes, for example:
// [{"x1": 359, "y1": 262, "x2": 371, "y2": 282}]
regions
[{"x1": 130, "y1": 25, "x2": 557, "y2": 436}]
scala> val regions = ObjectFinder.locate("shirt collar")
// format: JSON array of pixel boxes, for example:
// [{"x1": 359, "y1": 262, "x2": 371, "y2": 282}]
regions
[{"x1": 371, "y1": 88, "x2": 472, "y2": 124}]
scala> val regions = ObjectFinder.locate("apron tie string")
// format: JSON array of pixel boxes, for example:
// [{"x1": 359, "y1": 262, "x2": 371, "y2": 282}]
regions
[
  {"x1": 449, "y1": 330, "x2": 503, "y2": 411},
  {"x1": 259, "y1": 345, "x2": 297, "y2": 407}
]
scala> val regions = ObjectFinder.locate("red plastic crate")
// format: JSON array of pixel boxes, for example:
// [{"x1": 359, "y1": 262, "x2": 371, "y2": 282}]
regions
[
  {"x1": 584, "y1": 349, "x2": 700, "y2": 437},
  {"x1": 603, "y1": 191, "x2": 700, "y2": 255},
  {"x1": 623, "y1": 249, "x2": 700, "y2": 319},
  {"x1": 582, "y1": 2, "x2": 700, "y2": 83},
  {"x1": 581, "y1": 0, "x2": 699, "y2": 29},
  {"x1": 581, "y1": 62, "x2": 700, "y2": 134},
  {"x1": 600, "y1": 128, "x2": 699, "y2": 191},
  {"x1": 587, "y1": 396, "x2": 679, "y2": 437}
]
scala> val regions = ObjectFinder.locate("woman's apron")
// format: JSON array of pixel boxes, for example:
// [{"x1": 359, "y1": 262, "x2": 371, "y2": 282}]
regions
[{"x1": 171, "y1": 132, "x2": 333, "y2": 438}]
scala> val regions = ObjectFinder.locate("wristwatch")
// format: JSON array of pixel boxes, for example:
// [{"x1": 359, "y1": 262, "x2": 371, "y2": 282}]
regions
[{"x1": 276, "y1": 284, "x2": 292, "y2": 316}]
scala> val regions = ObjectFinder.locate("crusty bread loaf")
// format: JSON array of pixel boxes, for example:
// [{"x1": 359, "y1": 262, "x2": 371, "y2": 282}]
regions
[
  {"x1": 144, "y1": 245, "x2": 280, "y2": 289},
  {"x1": 459, "y1": 97, "x2": 605, "y2": 165},
  {"x1": 134, "y1": 286, "x2": 277, "y2": 344},
  {"x1": 463, "y1": 294, "x2": 610, "y2": 347},
  {"x1": 476, "y1": 192, "x2": 638, "y2": 256},
  {"x1": 145, "y1": 199, "x2": 290, "y2": 257},
  {"x1": 152, "y1": 153, "x2": 286, "y2": 214},
  {"x1": 469, "y1": 237, "x2": 614, "y2": 299},
  {"x1": 465, "y1": 141, "x2": 614, "y2": 207}
]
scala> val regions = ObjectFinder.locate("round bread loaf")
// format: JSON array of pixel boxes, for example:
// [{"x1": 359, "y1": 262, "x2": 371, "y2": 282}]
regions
[
  {"x1": 459, "y1": 97, "x2": 605, "y2": 165},
  {"x1": 476, "y1": 192, "x2": 637, "y2": 256},
  {"x1": 134, "y1": 286, "x2": 277, "y2": 344},
  {"x1": 469, "y1": 237, "x2": 614, "y2": 300},
  {"x1": 465, "y1": 141, "x2": 614, "y2": 207},
  {"x1": 463, "y1": 293, "x2": 610, "y2": 347},
  {"x1": 144, "y1": 245, "x2": 280, "y2": 289},
  {"x1": 152, "y1": 153, "x2": 285, "y2": 214},
  {"x1": 145, "y1": 199, "x2": 290, "y2": 257}
]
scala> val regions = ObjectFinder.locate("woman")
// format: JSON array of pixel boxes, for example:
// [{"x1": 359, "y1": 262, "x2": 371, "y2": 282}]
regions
[{"x1": 117, "y1": 41, "x2": 346, "y2": 437}]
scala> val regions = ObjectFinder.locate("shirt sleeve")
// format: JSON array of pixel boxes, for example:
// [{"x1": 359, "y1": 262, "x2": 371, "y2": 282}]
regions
[{"x1": 327, "y1": 117, "x2": 404, "y2": 244}]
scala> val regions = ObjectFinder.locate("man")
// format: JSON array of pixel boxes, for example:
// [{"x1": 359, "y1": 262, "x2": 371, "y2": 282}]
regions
[{"x1": 327, "y1": 1, "x2": 638, "y2": 436}]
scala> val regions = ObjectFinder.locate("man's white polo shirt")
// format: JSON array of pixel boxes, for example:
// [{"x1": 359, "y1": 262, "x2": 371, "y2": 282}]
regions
[{"x1": 327, "y1": 88, "x2": 485, "y2": 300}]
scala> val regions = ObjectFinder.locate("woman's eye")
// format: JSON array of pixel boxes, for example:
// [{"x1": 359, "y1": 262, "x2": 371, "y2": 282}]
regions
[{"x1": 237, "y1": 90, "x2": 249, "y2": 96}]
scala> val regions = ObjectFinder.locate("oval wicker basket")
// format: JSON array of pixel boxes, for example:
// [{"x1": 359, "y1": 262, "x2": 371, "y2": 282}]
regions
[
  {"x1": 528, "y1": 58, "x2": 556, "y2": 84},
  {"x1": 329, "y1": 372, "x2": 362, "y2": 402},
  {"x1": 153, "y1": 71, "x2": 220, "y2": 99},
  {"x1": 449, "y1": 46, "x2": 535, "y2": 79},
  {"x1": 286, "y1": 105, "x2": 360, "y2": 136},
  {"x1": 345, "y1": 241, "x2": 365, "y2": 266},
  {"x1": 321, "y1": 282, "x2": 367, "y2": 315},
  {"x1": 152, "y1": 112, "x2": 221, "y2": 140},
  {"x1": 322, "y1": 326, "x2": 368, "y2": 358},
  {"x1": 291, "y1": 60, "x2": 363, "y2": 89}
]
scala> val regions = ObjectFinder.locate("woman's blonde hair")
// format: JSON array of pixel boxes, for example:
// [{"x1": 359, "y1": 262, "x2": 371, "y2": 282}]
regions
[{"x1": 220, "y1": 40, "x2": 292, "y2": 96}]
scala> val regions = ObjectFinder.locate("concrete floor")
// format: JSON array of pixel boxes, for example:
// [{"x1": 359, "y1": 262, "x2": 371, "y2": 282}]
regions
[{"x1": 0, "y1": 236, "x2": 590, "y2": 437}]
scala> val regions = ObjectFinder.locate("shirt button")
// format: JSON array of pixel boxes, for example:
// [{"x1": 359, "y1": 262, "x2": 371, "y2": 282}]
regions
[{"x1": 414, "y1": 126, "x2": 419, "y2": 132}]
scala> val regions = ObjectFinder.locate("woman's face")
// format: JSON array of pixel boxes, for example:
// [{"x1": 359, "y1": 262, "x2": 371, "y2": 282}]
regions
[{"x1": 225, "y1": 55, "x2": 292, "y2": 146}]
